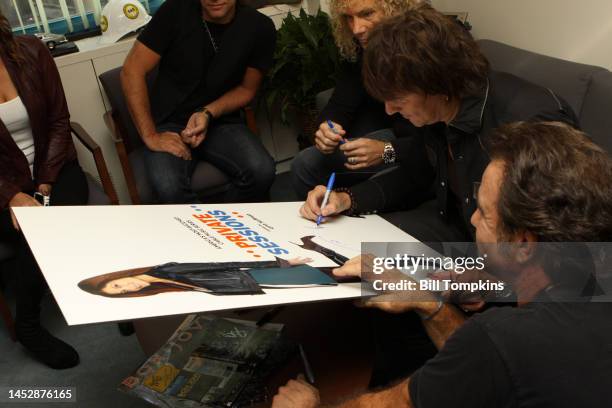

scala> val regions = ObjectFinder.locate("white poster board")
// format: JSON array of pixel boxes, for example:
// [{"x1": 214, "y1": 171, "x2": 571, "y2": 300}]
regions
[{"x1": 14, "y1": 202, "x2": 417, "y2": 325}]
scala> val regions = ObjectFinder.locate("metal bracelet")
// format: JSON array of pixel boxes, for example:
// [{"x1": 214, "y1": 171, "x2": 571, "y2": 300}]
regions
[{"x1": 419, "y1": 299, "x2": 444, "y2": 321}]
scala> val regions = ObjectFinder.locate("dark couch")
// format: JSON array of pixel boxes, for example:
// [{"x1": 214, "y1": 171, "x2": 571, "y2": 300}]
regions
[{"x1": 479, "y1": 39, "x2": 612, "y2": 153}]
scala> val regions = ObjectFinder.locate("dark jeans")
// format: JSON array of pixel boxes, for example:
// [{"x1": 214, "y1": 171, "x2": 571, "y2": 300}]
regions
[
  {"x1": 291, "y1": 129, "x2": 397, "y2": 199},
  {"x1": 143, "y1": 122, "x2": 276, "y2": 204},
  {"x1": 1, "y1": 160, "x2": 88, "y2": 324}
]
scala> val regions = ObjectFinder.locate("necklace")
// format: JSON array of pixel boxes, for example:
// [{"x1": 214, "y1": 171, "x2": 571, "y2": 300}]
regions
[{"x1": 202, "y1": 19, "x2": 219, "y2": 53}]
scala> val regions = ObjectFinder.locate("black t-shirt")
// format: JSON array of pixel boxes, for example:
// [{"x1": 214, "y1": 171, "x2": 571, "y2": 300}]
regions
[
  {"x1": 317, "y1": 58, "x2": 391, "y2": 134},
  {"x1": 409, "y1": 301, "x2": 612, "y2": 408},
  {"x1": 173, "y1": 21, "x2": 229, "y2": 125},
  {"x1": 137, "y1": 0, "x2": 276, "y2": 125}
]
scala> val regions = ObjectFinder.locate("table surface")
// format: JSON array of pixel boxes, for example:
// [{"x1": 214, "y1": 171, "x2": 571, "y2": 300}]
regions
[{"x1": 14, "y1": 202, "x2": 417, "y2": 325}]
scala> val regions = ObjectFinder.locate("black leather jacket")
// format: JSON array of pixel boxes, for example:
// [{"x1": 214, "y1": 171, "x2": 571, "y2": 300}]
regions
[
  {"x1": 0, "y1": 36, "x2": 76, "y2": 209},
  {"x1": 349, "y1": 71, "x2": 579, "y2": 236}
]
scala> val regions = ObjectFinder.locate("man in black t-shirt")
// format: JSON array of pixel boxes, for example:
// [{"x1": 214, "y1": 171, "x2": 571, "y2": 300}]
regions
[
  {"x1": 272, "y1": 122, "x2": 612, "y2": 407},
  {"x1": 121, "y1": 0, "x2": 276, "y2": 203},
  {"x1": 290, "y1": 0, "x2": 418, "y2": 199}
]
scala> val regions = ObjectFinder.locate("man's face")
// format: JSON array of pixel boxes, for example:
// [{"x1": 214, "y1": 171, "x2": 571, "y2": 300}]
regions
[
  {"x1": 341, "y1": 0, "x2": 385, "y2": 47},
  {"x1": 471, "y1": 160, "x2": 505, "y2": 245},
  {"x1": 201, "y1": 0, "x2": 236, "y2": 23},
  {"x1": 472, "y1": 160, "x2": 543, "y2": 288},
  {"x1": 384, "y1": 92, "x2": 448, "y2": 127}
]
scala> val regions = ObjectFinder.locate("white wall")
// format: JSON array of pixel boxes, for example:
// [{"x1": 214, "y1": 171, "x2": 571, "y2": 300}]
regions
[
  {"x1": 320, "y1": 0, "x2": 330, "y2": 14},
  {"x1": 432, "y1": 0, "x2": 612, "y2": 70}
]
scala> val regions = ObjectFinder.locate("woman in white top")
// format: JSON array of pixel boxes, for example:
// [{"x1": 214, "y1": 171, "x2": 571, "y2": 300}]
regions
[{"x1": 0, "y1": 11, "x2": 88, "y2": 369}]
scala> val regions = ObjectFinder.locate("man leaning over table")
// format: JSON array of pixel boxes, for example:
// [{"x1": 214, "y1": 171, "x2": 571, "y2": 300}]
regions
[
  {"x1": 121, "y1": 0, "x2": 276, "y2": 204},
  {"x1": 273, "y1": 122, "x2": 612, "y2": 408}
]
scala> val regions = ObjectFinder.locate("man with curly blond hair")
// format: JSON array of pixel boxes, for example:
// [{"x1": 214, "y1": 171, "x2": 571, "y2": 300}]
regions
[{"x1": 291, "y1": 0, "x2": 421, "y2": 199}]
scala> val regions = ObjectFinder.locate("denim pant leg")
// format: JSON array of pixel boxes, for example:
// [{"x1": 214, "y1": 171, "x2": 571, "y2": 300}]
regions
[
  {"x1": 194, "y1": 123, "x2": 276, "y2": 202},
  {"x1": 142, "y1": 123, "x2": 199, "y2": 204},
  {"x1": 291, "y1": 128, "x2": 397, "y2": 200}
]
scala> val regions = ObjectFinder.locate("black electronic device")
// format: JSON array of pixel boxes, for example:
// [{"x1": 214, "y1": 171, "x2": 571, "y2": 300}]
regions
[{"x1": 50, "y1": 41, "x2": 79, "y2": 58}]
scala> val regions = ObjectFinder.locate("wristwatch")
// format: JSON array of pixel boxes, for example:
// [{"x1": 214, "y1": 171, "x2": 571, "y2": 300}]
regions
[
  {"x1": 198, "y1": 106, "x2": 214, "y2": 123},
  {"x1": 382, "y1": 142, "x2": 396, "y2": 164}
]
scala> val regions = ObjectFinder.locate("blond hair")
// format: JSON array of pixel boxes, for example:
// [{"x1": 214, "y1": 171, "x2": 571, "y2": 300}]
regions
[{"x1": 329, "y1": 0, "x2": 420, "y2": 60}]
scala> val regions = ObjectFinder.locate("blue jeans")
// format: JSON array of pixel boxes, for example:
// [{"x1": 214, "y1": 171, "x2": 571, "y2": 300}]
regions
[
  {"x1": 291, "y1": 129, "x2": 397, "y2": 199},
  {"x1": 143, "y1": 122, "x2": 275, "y2": 203}
]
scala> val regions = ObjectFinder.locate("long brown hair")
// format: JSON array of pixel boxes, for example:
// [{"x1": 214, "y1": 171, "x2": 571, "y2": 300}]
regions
[
  {"x1": 78, "y1": 266, "x2": 191, "y2": 298},
  {"x1": 0, "y1": 11, "x2": 25, "y2": 64},
  {"x1": 486, "y1": 122, "x2": 612, "y2": 242},
  {"x1": 363, "y1": 4, "x2": 489, "y2": 101}
]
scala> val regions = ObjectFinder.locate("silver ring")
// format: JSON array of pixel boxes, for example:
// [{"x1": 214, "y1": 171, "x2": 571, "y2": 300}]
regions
[{"x1": 349, "y1": 157, "x2": 357, "y2": 164}]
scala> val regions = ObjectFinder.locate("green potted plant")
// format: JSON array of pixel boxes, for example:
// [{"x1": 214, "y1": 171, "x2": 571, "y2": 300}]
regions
[{"x1": 264, "y1": 8, "x2": 341, "y2": 147}]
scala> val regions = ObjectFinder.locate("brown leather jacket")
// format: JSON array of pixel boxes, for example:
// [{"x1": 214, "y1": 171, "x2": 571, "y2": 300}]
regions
[{"x1": 0, "y1": 36, "x2": 76, "y2": 210}]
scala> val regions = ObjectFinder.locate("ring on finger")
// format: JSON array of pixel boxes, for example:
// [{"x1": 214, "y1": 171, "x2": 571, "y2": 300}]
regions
[{"x1": 349, "y1": 157, "x2": 357, "y2": 164}]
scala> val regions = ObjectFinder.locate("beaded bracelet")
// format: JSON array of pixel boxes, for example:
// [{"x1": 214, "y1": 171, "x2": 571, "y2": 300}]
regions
[{"x1": 333, "y1": 187, "x2": 357, "y2": 215}]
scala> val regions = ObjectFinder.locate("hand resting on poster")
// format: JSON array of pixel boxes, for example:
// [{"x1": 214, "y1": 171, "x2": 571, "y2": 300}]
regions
[{"x1": 299, "y1": 185, "x2": 352, "y2": 223}]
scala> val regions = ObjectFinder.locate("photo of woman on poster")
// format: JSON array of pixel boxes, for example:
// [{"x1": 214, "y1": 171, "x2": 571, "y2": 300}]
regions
[
  {"x1": 78, "y1": 257, "x2": 312, "y2": 298},
  {"x1": 78, "y1": 235, "x2": 352, "y2": 298}
]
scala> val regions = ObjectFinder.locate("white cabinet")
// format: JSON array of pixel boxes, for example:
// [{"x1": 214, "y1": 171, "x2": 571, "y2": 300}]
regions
[{"x1": 56, "y1": 37, "x2": 135, "y2": 204}]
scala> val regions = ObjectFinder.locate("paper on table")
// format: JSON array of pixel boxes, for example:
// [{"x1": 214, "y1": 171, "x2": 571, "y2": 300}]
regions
[{"x1": 14, "y1": 202, "x2": 418, "y2": 325}]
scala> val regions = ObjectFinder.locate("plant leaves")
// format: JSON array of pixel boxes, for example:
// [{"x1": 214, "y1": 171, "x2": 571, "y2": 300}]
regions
[{"x1": 263, "y1": 8, "x2": 341, "y2": 124}]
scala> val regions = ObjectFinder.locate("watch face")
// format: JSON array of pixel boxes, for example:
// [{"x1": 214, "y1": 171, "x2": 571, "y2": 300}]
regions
[{"x1": 383, "y1": 143, "x2": 396, "y2": 164}]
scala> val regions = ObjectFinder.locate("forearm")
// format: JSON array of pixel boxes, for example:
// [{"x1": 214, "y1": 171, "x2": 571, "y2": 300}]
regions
[
  {"x1": 0, "y1": 180, "x2": 22, "y2": 211},
  {"x1": 336, "y1": 379, "x2": 412, "y2": 408},
  {"x1": 120, "y1": 68, "x2": 158, "y2": 145},
  {"x1": 383, "y1": 267, "x2": 466, "y2": 350},
  {"x1": 40, "y1": 43, "x2": 74, "y2": 183},
  {"x1": 369, "y1": 268, "x2": 467, "y2": 350},
  {"x1": 39, "y1": 123, "x2": 72, "y2": 184},
  {"x1": 421, "y1": 303, "x2": 466, "y2": 350},
  {"x1": 204, "y1": 85, "x2": 255, "y2": 119},
  {"x1": 349, "y1": 166, "x2": 417, "y2": 214}
]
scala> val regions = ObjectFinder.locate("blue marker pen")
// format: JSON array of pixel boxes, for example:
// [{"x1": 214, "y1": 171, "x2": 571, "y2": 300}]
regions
[
  {"x1": 316, "y1": 172, "x2": 336, "y2": 226},
  {"x1": 327, "y1": 120, "x2": 346, "y2": 144}
]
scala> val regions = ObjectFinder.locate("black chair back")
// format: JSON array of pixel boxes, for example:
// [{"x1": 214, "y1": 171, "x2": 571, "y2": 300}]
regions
[{"x1": 99, "y1": 66, "x2": 158, "y2": 152}]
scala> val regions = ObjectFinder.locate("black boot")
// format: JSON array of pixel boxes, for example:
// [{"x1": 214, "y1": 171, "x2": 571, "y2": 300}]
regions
[
  {"x1": 15, "y1": 322, "x2": 80, "y2": 369},
  {"x1": 14, "y1": 242, "x2": 79, "y2": 369}
]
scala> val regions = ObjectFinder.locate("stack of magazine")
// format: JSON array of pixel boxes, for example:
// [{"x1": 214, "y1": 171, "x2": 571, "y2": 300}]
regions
[{"x1": 119, "y1": 315, "x2": 291, "y2": 407}]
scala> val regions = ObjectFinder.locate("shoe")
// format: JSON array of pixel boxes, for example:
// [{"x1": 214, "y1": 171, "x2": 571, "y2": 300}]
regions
[
  {"x1": 117, "y1": 321, "x2": 135, "y2": 336},
  {"x1": 16, "y1": 324, "x2": 80, "y2": 369}
]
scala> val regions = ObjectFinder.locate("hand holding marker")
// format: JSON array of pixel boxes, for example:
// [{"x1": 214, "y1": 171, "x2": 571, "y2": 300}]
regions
[
  {"x1": 316, "y1": 172, "x2": 336, "y2": 227},
  {"x1": 327, "y1": 120, "x2": 347, "y2": 145}
]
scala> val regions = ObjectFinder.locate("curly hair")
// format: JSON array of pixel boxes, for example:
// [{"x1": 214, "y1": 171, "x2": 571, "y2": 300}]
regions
[
  {"x1": 362, "y1": 3, "x2": 489, "y2": 101},
  {"x1": 486, "y1": 122, "x2": 612, "y2": 242},
  {"x1": 0, "y1": 11, "x2": 24, "y2": 64},
  {"x1": 329, "y1": 0, "x2": 419, "y2": 61}
]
